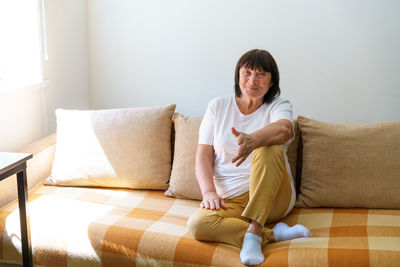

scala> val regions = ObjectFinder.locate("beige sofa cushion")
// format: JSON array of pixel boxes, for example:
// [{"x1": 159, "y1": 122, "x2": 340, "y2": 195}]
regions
[
  {"x1": 165, "y1": 113, "x2": 203, "y2": 200},
  {"x1": 165, "y1": 113, "x2": 300, "y2": 200},
  {"x1": 46, "y1": 105, "x2": 176, "y2": 190},
  {"x1": 296, "y1": 116, "x2": 400, "y2": 208}
]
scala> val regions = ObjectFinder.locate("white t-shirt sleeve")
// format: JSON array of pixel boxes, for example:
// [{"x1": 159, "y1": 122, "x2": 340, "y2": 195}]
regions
[
  {"x1": 198, "y1": 100, "x2": 215, "y2": 145},
  {"x1": 270, "y1": 99, "x2": 295, "y2": 145},
  {"x1": 270, "y1": 99, "x2": 293, "y2": 123}
]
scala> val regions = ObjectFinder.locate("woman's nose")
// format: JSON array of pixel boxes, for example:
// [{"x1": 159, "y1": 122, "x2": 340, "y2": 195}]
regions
[{"x1": 249, "y1": 74, "x2": 257, "y2": 84}]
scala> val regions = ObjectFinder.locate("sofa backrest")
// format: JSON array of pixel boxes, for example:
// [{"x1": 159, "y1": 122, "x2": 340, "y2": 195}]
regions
[
  {"x1": 3, "y1": 112, "x2": 398, "y2": 210},
  {"x1": 0, "y1": 133, "x2": 57, "y2": 208}
]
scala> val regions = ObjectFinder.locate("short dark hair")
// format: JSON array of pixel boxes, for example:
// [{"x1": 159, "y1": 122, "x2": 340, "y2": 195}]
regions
[{"x1": 234, "y1": 49, "x2": 280, "y2": 104}]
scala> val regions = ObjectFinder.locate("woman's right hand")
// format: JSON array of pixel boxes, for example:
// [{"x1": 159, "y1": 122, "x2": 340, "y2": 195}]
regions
[{"x1": 201, "y1": 192, "x2": 228, "y2": 210}]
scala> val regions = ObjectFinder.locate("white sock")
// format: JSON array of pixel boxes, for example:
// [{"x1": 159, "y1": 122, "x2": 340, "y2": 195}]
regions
[
  {"x1": 240, "y1": 232, "x2": 265, "y2": 266},
  {"x1": 272, "y1": 222, "x2": 312, "y2": 242}
]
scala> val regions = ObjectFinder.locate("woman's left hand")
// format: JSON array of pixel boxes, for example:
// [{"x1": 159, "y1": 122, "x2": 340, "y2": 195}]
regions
[{"x1": 231, "y1": 127, "x2": 256, "y2": 167}]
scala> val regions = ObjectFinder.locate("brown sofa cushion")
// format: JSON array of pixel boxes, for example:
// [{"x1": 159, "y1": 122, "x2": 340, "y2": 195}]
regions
[
  {"x1": 165, "y1": 113, "x2": 300, "y2": 200},
  {"x1": 46, "y1": 105, "x2": 176, "y2": 190},
  {"x1": 296, "y1": 116, "x2": 400, "y2": 208},
  {"x1": 165, "y1": 113, "x2": 203, "y2": 200}
]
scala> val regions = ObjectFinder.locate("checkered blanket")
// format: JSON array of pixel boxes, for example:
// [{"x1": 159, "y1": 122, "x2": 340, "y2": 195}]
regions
[{"x1": 1, "y1": 184, "x2": 399, "y2": 267}]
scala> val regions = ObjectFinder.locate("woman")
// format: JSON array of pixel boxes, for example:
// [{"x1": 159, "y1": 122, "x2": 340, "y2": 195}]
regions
[{"x1": 187, "y1": 49, "x2": 312, "y2": 266}]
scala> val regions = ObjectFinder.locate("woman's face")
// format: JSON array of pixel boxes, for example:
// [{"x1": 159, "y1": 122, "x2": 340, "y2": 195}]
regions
[{"x1": 239, "y1": 67, "x2": 272, "y2": 101}]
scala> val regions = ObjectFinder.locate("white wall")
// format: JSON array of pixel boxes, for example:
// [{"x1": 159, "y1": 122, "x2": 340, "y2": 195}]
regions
[
  {"x1": 89, "y1": 0, "x2": 400, "y2": 124},
  {"x1": 44, "y1": 0, "x2": 91, "y2": 133},
  {"x1": 0, "y1": 0, "x2": 90, "y2": 151},
  {"x1": 2, "y1": 0, "x2": 399, "y2": 152},
  {"x1": 0, "y1": 85, "x2": 45, "y2": 151}
]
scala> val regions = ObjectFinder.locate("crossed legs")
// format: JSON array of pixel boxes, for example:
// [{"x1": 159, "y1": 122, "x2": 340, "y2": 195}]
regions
[
  {"x1": 187, "y1": 145, "x2": 311, "y2": 265},
  {"x1": 187, "y1": 145, "x2": 292, "y2": 244}
]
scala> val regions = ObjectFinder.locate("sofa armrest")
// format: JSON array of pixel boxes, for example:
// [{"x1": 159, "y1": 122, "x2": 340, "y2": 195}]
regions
[{"x1": 0, "y1": 133, "x2": 57, "y2": 208}]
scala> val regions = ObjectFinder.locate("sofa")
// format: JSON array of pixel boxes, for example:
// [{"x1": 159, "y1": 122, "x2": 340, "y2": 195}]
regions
[{"x1": 0, "y1": 104, "x2": 399, "y2": 267}]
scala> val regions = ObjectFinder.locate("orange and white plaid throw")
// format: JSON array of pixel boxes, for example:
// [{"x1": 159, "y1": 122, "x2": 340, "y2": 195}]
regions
[{"x1": 1, "y1": 184, "x2": 399, "y2": 266}]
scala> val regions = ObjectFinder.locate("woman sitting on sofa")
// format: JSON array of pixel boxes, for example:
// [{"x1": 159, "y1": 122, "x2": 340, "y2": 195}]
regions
[{"x1": 187, "y1": 49, "x2": 312, "y2": 266}]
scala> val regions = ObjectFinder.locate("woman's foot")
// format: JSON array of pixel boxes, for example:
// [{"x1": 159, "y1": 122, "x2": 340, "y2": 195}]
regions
[
  {"x1": 240, "y1": 232, "x2": 265, "y2": 265},
  {"x1": 272, "y1": 222, "x2": 312, "y2": 242}
]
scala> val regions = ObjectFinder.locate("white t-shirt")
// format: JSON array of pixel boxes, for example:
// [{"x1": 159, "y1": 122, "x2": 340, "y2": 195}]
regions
[{"x1": 198, "y1": 96, "x2": 296, "y2": 215}]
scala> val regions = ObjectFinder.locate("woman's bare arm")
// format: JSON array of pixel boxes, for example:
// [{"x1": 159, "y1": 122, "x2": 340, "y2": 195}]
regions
[
  {"x1": 231, "y1": 119, "x2": 293, "y2": 166},
  {"x1": 196, "y1": 144, "x2": 228, "y2": 210},
  {"x1": 251, "y1": 119, "x2": 293, "y2": 147}
]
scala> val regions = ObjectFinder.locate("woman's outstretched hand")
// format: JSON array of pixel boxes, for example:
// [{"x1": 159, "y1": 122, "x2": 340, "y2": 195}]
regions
[
  {"x1": 201, "y1": 191, "x2": 228, "y2": 210},
  {"x1": 231, "y1": 127, "x2": 256, "y2": 167}
]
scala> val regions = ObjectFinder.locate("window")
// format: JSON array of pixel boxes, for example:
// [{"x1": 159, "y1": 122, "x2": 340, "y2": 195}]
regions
[{"x1": 0, "y1": 0, "x2": 47, "y2": 91}]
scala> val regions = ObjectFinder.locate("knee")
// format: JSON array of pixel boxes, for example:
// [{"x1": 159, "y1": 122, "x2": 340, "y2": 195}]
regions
[
  {"x1": 253, "y1": 145, "x2": 283, "y2": 163},
  {"x1": 186, "y1": 211, "x2": 209, "y2": 240}
]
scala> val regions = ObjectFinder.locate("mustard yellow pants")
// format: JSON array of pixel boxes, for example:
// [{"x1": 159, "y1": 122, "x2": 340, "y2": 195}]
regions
[{"x1": 187, "y1": 145, "x2": 292, "y2": 248}]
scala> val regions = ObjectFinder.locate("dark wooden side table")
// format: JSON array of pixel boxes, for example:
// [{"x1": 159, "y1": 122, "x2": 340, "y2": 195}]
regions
[{"x1": 0, "y1": 152, "x2": 33, "y2": 267}]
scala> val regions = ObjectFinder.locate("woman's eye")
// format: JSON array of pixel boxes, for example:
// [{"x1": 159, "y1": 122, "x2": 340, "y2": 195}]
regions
[{"x1": 257, "y1": 73, "x2": 265, "y2": 77}]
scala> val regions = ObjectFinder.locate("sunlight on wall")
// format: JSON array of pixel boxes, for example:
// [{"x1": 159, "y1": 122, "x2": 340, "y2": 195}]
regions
[{"x1": 0, "y1": 0, "x2": 42, "y2": 90}]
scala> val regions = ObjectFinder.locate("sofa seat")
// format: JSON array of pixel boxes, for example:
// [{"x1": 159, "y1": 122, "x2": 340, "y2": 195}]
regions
[{"x1": 1, "y1": 184, "x2": 400, "y2": 267}]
